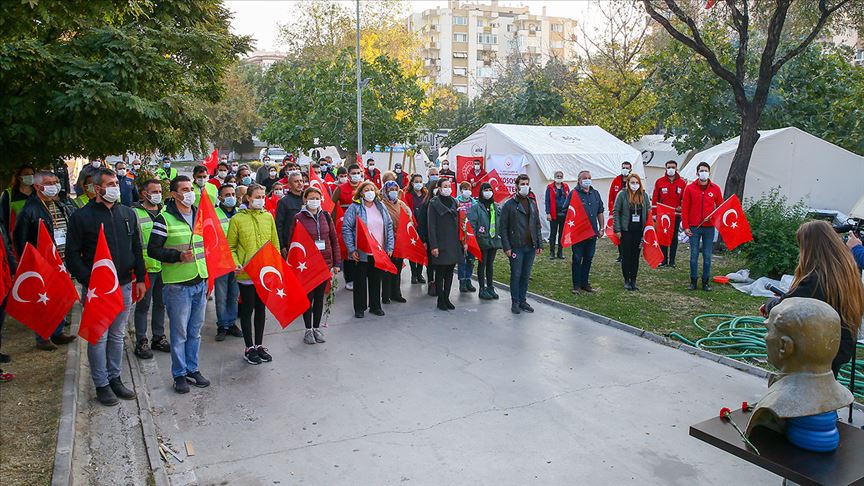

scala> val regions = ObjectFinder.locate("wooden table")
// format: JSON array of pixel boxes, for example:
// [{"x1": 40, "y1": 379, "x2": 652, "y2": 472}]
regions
[{"x1": 690, "y1": 409, "x2": 864, "y2": 486}]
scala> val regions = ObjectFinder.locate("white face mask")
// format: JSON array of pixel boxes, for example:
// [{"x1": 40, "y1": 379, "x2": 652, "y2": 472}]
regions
[
  {"x1": 395, "y1": 168, "x2": 402, "y2": 173},
  {"x1": 698, "y1": 171, "x2": 710, "y2": 181},
  {"x1": 231, "y1": 165, "x2": 239, "y2": 172},
  {"x1": 338, "y1": 176, "x2": 348, "y2": 184},
  {"x1": 388, "y1": 190, "x2": 399, "y2": 201},
  {"x1": 441, "y1": 164, "x2": 449, "y2": 170},
  {"x1": 666, "y1": 168, "x2": 676, "y2": 177},
  {"x1": 368, "y1": 164, "x2": 375, "y2": 170},
  {"x1": 274, "y1": 190, "x2": 284, "y2": 198},
  {"x1": 621, "y1": 168, "x2": 631, "y2": 177},
  {"x1": 350, "y1": 174, "x2": 362, "y2": 184},
  {"x1": 117, "y1": 169, "x2": 127, "y2": 177},
  {"x1": 413, "y1": 182, "x2": 423, "y2": 191},
  {"x1": 21, "y1": 175, "x2": 34, "y2": 186},
  {"x1": 250, "y1": 198, "x2": 265, "y2": 210},
  {"x1": 91, "y1": 161, "x2": 101, "y2": 169},
  {"x1": 181, "y1": 191, "x2": 196, "y2": 207},
  {"x1": 363, "y1": 190, "x2": 376, "y2": 202},
  {"x1": 482, "y1": 190, "x2": 493, "y2": 200},
  {"x1": 148, "y1": 193, "x2": 162, "y2": 205},
  {"x1": 461, "y1": 190, "x2": 472, "y2": 198},
  {"x1": 132, "y1": 164, "x2": 141, "y2": 171},
  {"x1": 581, "y1": 179, "x2": 592, "y2": 188},
  {"x1": 306, "y1": 199, "x2": 321, "y2": 210},
  {"x1": 102, "y1": 186, "x2": 121, "y2": 203},
  {"x1": 41, "y1": 184, "x2": 60, "y2": 198},
  {"x1": 440, "y1": 187, "x2": 452, "y2": 197},
  {"x1": 474, "y1": 165, "x2": 481, "y2": 171},
  {"x1": 269, "y1": 170, "x2": 277, "y2": 178},
  {"x1": 518, "y1": 185, "x2": 530, "y2": 196},
  {"x1": 218, "y1": 170, "x2": 228, "y2": 178},
  {"x1": 554, "y1": 177, "x2": 563, "y2": 184},
  {"x1": 195, "y1": 177, "x2": 207, "y2": 187},
  {"x1": 629, "y1": 183, "x2": 640, "y2": 191}
]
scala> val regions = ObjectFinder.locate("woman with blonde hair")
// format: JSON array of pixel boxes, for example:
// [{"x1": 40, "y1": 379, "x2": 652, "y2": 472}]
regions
[
  {"x1": 613, "y1": 173, "x2": 649, "y2": 291},
  {"x1": 764, "y1": 220, "x2": 864, "y2": 377}
]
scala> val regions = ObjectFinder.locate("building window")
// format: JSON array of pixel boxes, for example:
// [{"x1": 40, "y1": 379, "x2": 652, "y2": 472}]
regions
[
  {"x1": 453, "y1": 51, "x2": 468, "y2": 59},
  {"x1": 453, "y1": 67, "x2": 468, "y2": 77},
  {"x1": 551, "y1": 23, "x2": 563, "y2": 33},
  {"x1": 476, "y1": 18, "x2": 484, "y2": 27},
  {"x1": 477, "y1": 67, "x2": 494, "y2": 78},
  {"x1": 454, "y1": 85, "x2": 468, "y2": 94},
  {"x1": 506, "y1": 24, "x2": 514, "y2": 32},
  {"x1": 454, "y1": 33, "x2": 468, "y2": 43},
  {"x1": 477, "y1": 33, "x2": 497, "y2": 44},
  {"x1": 454, "y1": 16, "x2": 468, "y2": 25}
]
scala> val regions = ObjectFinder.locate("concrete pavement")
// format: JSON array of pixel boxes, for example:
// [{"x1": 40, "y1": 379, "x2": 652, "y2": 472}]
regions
[{"x1": 135, "y1": 279, "x2": 779, "y2": 485}]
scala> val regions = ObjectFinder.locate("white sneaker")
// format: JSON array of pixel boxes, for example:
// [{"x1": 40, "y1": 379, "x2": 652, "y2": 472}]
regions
[{"x1": 345, "y1": 282, "x2": 354, "y2": 291}]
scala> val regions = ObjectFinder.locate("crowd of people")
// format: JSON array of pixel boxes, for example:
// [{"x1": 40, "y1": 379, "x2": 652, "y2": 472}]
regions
[{"x1": 0, "y1": 153, "x2": 861, "y2": 407}]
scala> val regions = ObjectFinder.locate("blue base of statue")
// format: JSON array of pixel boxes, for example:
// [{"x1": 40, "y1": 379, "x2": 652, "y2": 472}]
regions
[{"x1": 786, "y1": 412, "x2": 840, "y2": 453}]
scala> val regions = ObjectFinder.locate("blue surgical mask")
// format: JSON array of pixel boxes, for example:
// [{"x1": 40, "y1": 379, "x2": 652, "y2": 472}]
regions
[
  {"x1": 222, "y1": 196, "x2": 236, "y2": 208},
  {"x1": 429, "y1": 175, "x2": 439, "y2": 182},
  {"x1": 241, "y1": 176, "x2": 252, "y2": 185}
]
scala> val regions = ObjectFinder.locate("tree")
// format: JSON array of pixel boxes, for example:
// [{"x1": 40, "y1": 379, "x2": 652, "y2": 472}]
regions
[
  {"x1": 642, "y1": 0, "x2": 857, "y2": 199},
  {"x1": 0, "y1": 0, "x2": 250, "y2": 169},
  {"x1": 206, "y1": 65, "x2": 262, "y2": 153}
]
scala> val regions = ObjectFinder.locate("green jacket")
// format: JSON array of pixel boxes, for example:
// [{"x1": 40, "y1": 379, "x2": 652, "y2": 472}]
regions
[
  {"x1": 612, "y1": 191, "x2": 650, "y2": 234},
  {"x1": 467, "y1": 201, "x2": 502, "y2": 250},
  {"x1": 226, "y1": 208, "x2": 280, "y2": 281}
]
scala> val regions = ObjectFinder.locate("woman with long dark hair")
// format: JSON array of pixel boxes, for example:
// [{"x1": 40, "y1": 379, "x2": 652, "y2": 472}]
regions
[
  {"x1": 427, "y1": 179, "x2": 466, "y2": 311},
  {"x1": 613, "y1": 173, "x2": 649, "y2": 291},
  {"x1": 404, "y1": 173, "x2": 428, "y2": 285},
  {"x1": 468, "y1": 182, "x2": 501, "y2": 300}
]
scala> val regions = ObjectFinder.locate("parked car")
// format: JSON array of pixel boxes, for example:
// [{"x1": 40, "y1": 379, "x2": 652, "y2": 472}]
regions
[{"x1": 260, "y1": 147, "x2": 288, "y2": 163}]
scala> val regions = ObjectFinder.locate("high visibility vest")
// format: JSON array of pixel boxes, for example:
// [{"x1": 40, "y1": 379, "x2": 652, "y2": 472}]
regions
[
  {"x1": 134, "y1": 206, "x2": 163, "y2": 273},
  {"x1": 160, "y1": 211, "x2": 207, "y2": 284},
  {"x1": 214, "y1": 206, "x2": 231, "y2": 234},
  {"x1": 5, "y1": 188, "x2": 27, "y2": 231},
  {"x1": 73, "y1": 194, "x2": 90, "y2": 208},
  {"x1": 156, "y1": 167, "x2": 178, "y2": 181},
  {"x1": 194, "y1": 182, "x2": 218, "y2": 207}
]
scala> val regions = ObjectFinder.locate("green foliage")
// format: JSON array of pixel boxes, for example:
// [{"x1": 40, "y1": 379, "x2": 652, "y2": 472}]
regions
[
  {"x1": 206, "y1": 64, "x2": 262, "y2": 151},
  {"x1": 741, "y1": 188, "x2": 809, "y2": 279}
]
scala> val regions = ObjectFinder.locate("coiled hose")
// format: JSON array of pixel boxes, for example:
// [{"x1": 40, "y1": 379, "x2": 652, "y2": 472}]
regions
[{"x1": 669, "y1": 314, "x2": 863, "y2": 399}]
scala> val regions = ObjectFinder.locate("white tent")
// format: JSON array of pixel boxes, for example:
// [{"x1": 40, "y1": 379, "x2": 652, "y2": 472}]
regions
[
  {"x1": 630, "y1": 135, "x2": 691, "y2": 195},
  {"x1": 681, "y1": 127, "x2": 864, "y2": 213},
  {"x1": 449, "y1": 124, "x2": 643, "y2": 235}
]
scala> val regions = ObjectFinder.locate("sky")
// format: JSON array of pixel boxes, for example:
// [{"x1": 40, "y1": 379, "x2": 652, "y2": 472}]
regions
[{"x1": 225, "y1": 0, "x2": 604, "y2": 52}]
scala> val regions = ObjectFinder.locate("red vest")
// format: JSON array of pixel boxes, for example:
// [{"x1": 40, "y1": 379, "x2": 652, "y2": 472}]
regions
[{"x1": 337, "y1": 182, "x2": 357, "y2": 208}]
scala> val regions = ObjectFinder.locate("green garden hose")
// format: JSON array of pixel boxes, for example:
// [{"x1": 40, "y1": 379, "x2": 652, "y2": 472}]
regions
[{"x1": 669, "y1": 314, "x2": 864, "y2": 399}]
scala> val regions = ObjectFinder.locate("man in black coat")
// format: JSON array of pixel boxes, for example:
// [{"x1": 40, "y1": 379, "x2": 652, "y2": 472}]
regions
[
  {"x1": 276, "y1": 172, "x2": 305, "y2": 258},
  {"x1": 499, "y1": 174, "x2": 543, "y2": 315}
]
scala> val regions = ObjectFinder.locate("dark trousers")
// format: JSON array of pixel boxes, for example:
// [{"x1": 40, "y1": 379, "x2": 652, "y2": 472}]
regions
[
  {"x1": 133, "y1": 271, "x2": 165, "y2": 342},
  {"x1": 571, "y1": 237, "x2": 597, "y2": 289},
  {"x1": 382, "y1": 257, "x2": 404, "y2": 301},
  {"x1": 620, "y1": 230, "x2": 642, "y2": 282},
  {"x1": 661, "y1": 215, "x2": 681, "y2": 265},
  {"x1": 303, "y1": 281, "x2": 327, "y2": 329},
  {"x1": 354, "y1": 259, "x2": 383, "y2": 313},
  {"x1": 477, "y1": 248, "x2": 497, "y2": 288},
  {"x1": 409, "y1": 261, "x2": 423, "y2": 280},
  {"x1": 434, "y1": 264, "x2": 455, "y2": 307},
  {"x1": 239, "y1": 284, "x2": 266, "y2": 348},
  {"x1": 425, "y1": 247, "x2": 436, "y2": 283},
  {"x1": 548, "y1": 217, "x2": 565, "y2": 255},
  {"x1": 508, "y1": 246, "x2": 535, "y2": 304},
  {"x1": 343, "y1": 259, "x2": 356, "y2": 284}
]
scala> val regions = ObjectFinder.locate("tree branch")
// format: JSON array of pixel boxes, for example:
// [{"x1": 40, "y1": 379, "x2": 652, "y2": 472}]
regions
[{"x1": 771, "y1": 0, "x2": 851, "y2": 75}]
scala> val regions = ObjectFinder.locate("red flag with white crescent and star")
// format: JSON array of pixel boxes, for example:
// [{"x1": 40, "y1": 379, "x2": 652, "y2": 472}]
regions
[
  {"x1": 604, "y1": 218, "x2": 620, "y2": 246},
  {"x1": 203, "y1": 149, "x2": 219, "y2": 174},
  {"x1": 475, "y1": 169, "x2": 510, "y2": 203},
  {"x1": 0, "y1": 234, "x2": 12, "y2": 301},
  {"x1": 244, "y1": 242, "x2": 309, "y2": 328},
  {"x1": 193, "y1": 190, "x2": 236, "y2": 294},
  {"x1": 308, "y1": 170, "x2": 335, "y2": 211},
  {"x1": 709, "y1": 195, "x2": 753, "y2": 250},
  {"x1": 655, "y1": 203, "x2": 677, "y2": 247},
  {"x1": 393, "y1": 205, "x2": 428, "y2": 266},
  {"x1": 642, "y1": 222, "x2": 665, "y2": 269},
  {"x1": 462, "y1": 220, "x2": 483, "y2": 262},
  {"x1": 561, "y1": 192, "x2": 596, "y2": 249},
  {"x1": 355, "y1": 217, "x2": 398, "y2": 274},
  {"x1": 7, "y1": 243, "x2": 78, "y2": 340},
  {"x1": 286, "y1": 223, "x2": 332, "y2": 293},
  {"x1": 334, "y1": 205, "x2": 348, "y2": 260},
  {"x1": 36, "y1": 218, "x2": 77, "y2": 296},
  {"x1": 79, "y1": 225, "x2": 125, "y2": 344}
]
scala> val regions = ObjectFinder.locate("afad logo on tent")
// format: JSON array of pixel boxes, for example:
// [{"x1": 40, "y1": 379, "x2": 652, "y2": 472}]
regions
[
  {"x1": 471, "y1": 144, "x2": 484, "y2": 156},
  {"x1": 548, "y1": 128, "x2": 581, "y2": 144}
]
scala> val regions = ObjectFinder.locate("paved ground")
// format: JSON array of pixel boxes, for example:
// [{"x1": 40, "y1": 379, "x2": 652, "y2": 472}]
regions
[{"x1": 135, "y1": 280, "x2": 780, "y2": 485}]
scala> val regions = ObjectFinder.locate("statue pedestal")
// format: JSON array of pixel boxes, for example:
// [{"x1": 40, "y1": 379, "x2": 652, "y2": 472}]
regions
[{"x1": 689, "y1": 409, "x2": 864, "y2": 486}]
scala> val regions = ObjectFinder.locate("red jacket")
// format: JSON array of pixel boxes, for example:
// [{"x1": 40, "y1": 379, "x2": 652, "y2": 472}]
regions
[
  {"x1": 365, "y1": 168, "x2": 382, "y2": 188},
  {"x1": 681, "y1": 180, "x2": 724, "y2": 229},
  {"x1": 335, "y1": 181, "x2": 358, "y2": 209},
  {"x1": 293, "y1": 209, "x2": 342, "y2": 269},
  {"x1": 652, "y1": 174, "x2": 687, "y2": 209},
  {"x1": 608, "y1": 175, "x2": 624, "y2": 214}
]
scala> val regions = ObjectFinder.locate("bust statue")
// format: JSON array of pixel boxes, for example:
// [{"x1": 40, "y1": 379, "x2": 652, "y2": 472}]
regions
[{"x1": 746, "y1": 297, "x2": 853, "y2": 435}]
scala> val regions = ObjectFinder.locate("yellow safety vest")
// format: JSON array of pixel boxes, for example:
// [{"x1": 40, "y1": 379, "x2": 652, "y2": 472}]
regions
[
  {"x1": 160, "y1": 211, "x2": 208, "y2": 284},
  {"x1": 134, "y1": 206, "x2": 163, "y2": 273},
  {"x1": 194, "y1": 182, "x2": 218, "y2": 207}
]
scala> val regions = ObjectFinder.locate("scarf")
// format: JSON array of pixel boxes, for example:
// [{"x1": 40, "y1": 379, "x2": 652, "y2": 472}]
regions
[{"x1": 548, "y1": 182, "x2": 569, "y2": 220}]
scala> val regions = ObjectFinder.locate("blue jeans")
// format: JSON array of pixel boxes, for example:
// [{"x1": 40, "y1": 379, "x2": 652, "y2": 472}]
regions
[
  {"x1": 508, "y1": 246, "x2": 535, "y2": 304},
  {"x1": 571, "y1": 237, "x2": 597, "y2": 289},
  {"x1": 133, "y1": 272, "x2": 165, "y2": 342},
  {"x1": 458, "y1": 254, "x2": 475, "y2": 281},
  {"x1": 689, "y1": 226, "x2": 715, "y2": 281},
  {"x1": 87, "y1": 283, "x2": 132, "y2": 387},
  {"x1": 213, "y1": 272, "x2": 239, "y2": 329},
  {"x1": 163, "y1": 281, "x2": 207, "y2": 379}
]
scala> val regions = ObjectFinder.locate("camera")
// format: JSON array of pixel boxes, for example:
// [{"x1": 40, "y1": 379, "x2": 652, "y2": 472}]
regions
[{"x1": 834, "y1": 217, "x2": 864, "y2": 240}]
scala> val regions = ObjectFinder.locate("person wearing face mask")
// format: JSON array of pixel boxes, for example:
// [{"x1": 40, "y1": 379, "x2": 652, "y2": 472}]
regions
[
  {"x1": 276, "y1": 172, "x2": 305, "y2": 259},
  {"x1": 114, "y1": 162, "x2": 137, "y2": 206},
  {"x1": 418, "y1": 178, "x2": 440, "y2": 295},
  {"x1": 13, "y1": 170, "x2": 77, "y2": 350},
  {"x1": 0, "y1": 164, "x2": 35, "y2": 234},
  {"x1": 66, "y1": 168, "x2": 147, "y2": 406},
  {"x1": 613, "y1": 174, "x2": 649, "y2": 291},
  {"x1": 500, "y1": 174, "x2": 543, "y2": 315},
  {"x1": 230, "y1": 161, "x2": 240, "y2": 176},
  {"x1": 342, "y1": 181, "x2": 395, "y2": 318},
  {"x1": 130, "y1": 179, "x2": 170, "y2": 359},
  {"x1": 455, "y1": 181, "x2": 477, "y2": 293},
  {"x1": 681, "y1": 162, "x2": 724, "y2": 291},
  {"x1": 237, "y1": 166, "x2": 254, "y2": 188},
  {"x1": 426, "y1": 167, "x2": 440, "y2": 191},
  {"x1": 155, "y1": 157, "x2": 178, "y2": 181},
  {"x1": 192, "y1": 165, "x2": 218, "y2": 206},
  {"x1": 438, "y1": 160, "x2": 456, "y2": 182},
  {"x1": 147, "y1": 175, "x2": 211, "y2": 394},
  {"x1": 567, "y1": 171, "x2": 605, "y2": 295},
  {"x1": 255, "y1": 156, "x2": 274, "y2": 184},
  {"x1": 212, "y1": 184, "x2": 242, "y2": 342},
  {"x1": 608, "y1": 162, "x2": 632, "y2": 263},
  {"x1": 466, "y1": 159, "x2": 487, "y2": 195},
  {"x1": 334, "y1": 167, "x2": 349, "y2": 191},
  {"x1": 130, "y1": 159, "x2": 143, "y2": 178},
  {"x1": 292, "y1": 187, "x2": 342, "y2": 344},
  {"x1": 364, "y1": 158, "x2": 382, "y2": 189},
  {"x1": 73, "y1": 158, "x2": 103, "y2": 196},
  {"x1": 404, "y1": 174, "x2": 428, "y2": 285},
  {"x1": 210, "y1": 162, "x2": 230, "y2": 189},
  {"x1": 652, "y1": 160, "x2": 687, "y2": 268},
  {"x1": 331, "y1": 164, "x2": 365, "y2": 291},
  {"x1": 73, "y1": 173, "x2": 98, "y2": 208},
  {"x1": 226, "y1": 184, "x2": 280, "y2": 365},
  {"x1": 544, "y1": 171, "x2": 570, "y2": 260},
  {"x1": 380, "y1": 180, "x2": 411, "y2": 305},
  {"x1": 468, "y1": 182, "x2": 502, "y2": 300},
  {"x1": 262, "y1": 164, "x2": 280, "y2": 193},
  {"x1": 392, "y1": 163, "x2": 408, "y2": 188},
  {"x1": 427, "y1": 179, "x2": 466, "y2": 310}
]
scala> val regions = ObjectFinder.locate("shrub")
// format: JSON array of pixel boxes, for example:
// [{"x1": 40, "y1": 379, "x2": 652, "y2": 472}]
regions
[{"x1": 740, "y1": 188, "x2": 809, "y2": 279}]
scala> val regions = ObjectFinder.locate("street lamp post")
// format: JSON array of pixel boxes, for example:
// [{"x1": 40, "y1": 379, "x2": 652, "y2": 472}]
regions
[{"x1": 356, "y1": 0, "x2": 362, "y2": 158}]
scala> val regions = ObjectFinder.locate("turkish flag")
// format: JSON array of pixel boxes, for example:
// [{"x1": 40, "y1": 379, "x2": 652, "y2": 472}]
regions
[
  {"x1": 308, "y1": 170, "x2": 335, "y2": 211},
  {"x1": 561, "y1": 192, "x2": 596, "y2": 248},
  {"x1": 243, "y1": 242, "x2": 309, "y2": 328},
  {"x1": 7, "y1": 243, "x2": 78, "y2": 340},
  {"x1": 455, "y1": 155, "x2": 482, "y2": 183},
  {"x1": 705, "y1": 0, "x2": 716, "y2": 9},
  {"x1": 356, "y1": 154, "x2": 366, "y2": 173},
  {"x1": 334, "y1": 205, "x2": 348, "y2": 260},
  {"x1": 36, "y1": 219, "x2": 78, "y2": 298},
  {"x1": 355, "y1": 217, "x2": 397, "y2": 274},
  {"x1": 709, "y1": 195, "x2": 753, "y2": 250},
  {"x1": 193, "y1": 190, "x2": 235, "y2": 293},
  {"x1": 286, "y1": 224, "x2": 332, "y2": 293},
  {"x1": 203, "y1": 149, "x2": 219, "y2": 174},
  {"x1": 642, "y1": 223, "x2": 665, "y2": 269},
  {"x1": 0, "y1": 235, "x2": 13, "y2": 301},
  {"x1": 78, "y1": 225, "x2": 126, "y2": 344},
  {"x1": 604, "y1": 218, "x2": 620, "y2": 246},
  {"x1": 393, "y1": 206, "x2": 428, "y2": 266},
  {"x1": 265, "y1": 193, "x2": 280, "y2": 218},
  {"x1": 655, "y1": 203, "x2": 677, "y2": 247},
  {"x1": 463, "y1": 220, "x2": 483, "y2": 261},
  {"x1": 475, "y1": 169, "x2": 510, "y2": 203}
]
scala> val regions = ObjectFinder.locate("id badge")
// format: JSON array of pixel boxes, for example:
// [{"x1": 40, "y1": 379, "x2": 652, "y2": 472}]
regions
[
  {"x1": 54, "y1": 229, "x2": 67, "y2": 246},
  {"x1": 315, "y1": 240, "x2": 326, "y2": 251},
  {"x1": 631, "y1": 214, "x2": 641, "y2": 223}
]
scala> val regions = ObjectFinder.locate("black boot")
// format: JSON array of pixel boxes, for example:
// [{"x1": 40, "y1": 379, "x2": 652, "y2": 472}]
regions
[
  {"x1": 631, "y1": 278, "x2": 639, "y2": 291},
  {"x1": 702, "y1": 279, "x2": 712, "y2": 292},
  {"x1": 466, "y1": 280, "x2": 477, "y2": 292},
  {"x1": 109, "y1": 377, "x2": 136, "y2": 400},
  {"x1": 624, "y1": 279, "x2": 633, "y2": 291},
  {"x1": 427, "y1": 282, "x2": 437, "y2": 297},
  {"x1": 548, "y1": 244, "x2": 556, "y2": 260},
  {"x1": 688, "y1": 278, "x2": 697, "y2": 291},
  {"x1": 459, "y1": 280, "x2": 469, "y2": 293}
]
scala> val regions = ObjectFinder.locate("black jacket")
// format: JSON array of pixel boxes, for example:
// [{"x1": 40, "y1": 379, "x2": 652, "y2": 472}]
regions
[
  {"x1": 12, "y1": 193, "x2": 76, "y2": 256},
  {"x1": 499, "y1": 194, "x2": 543, "y2": 252},
  {"x1": 275, "y1": 192, "x2": 304, "y2": 251},
  {"x1": 427, "y1": 196, "x2": 463, "y2": 266},
  {"x1": 147, "y1": 200, "x2": 198, "y2": 265},
  {"x1": 65, "y1": 199, "x2": 145, "y2": 286}
]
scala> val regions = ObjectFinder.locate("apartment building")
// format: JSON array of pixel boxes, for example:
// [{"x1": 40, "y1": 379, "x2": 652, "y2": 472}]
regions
[
  {"x1": 407, "y1": 0, "x2": 576, "y2": 98},
  {"x1": 242, "y1": 50, "x2": 288, "y2": 70}
]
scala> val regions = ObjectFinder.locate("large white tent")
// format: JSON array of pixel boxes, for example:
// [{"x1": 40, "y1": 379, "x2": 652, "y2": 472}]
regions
[
  {"x1": 448, "y1": 124, "x2": 642, "y2": 235},
  {"x1": 630, "y1": 135, "x2": 691, "y2": 194},
  {"x1": 681, "y1": 127, "x2": 864, "y2": 213}
]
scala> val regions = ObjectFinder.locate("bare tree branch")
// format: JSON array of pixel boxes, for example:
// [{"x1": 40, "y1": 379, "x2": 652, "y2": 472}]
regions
[{"x1": 771, "y1": 0, "x2": 852, "y2": 75}]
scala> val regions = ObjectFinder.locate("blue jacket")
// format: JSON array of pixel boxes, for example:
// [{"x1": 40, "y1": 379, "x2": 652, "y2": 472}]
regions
[
  {"x1": 852, "y1": 244, "x2": 864, "y2": 270},
  {"x1": 118, "y1": 176, "x2": 137, "y2": 206},
  {"x1": 342, "y1": 200, "x2": 395, "y2": 262}
]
